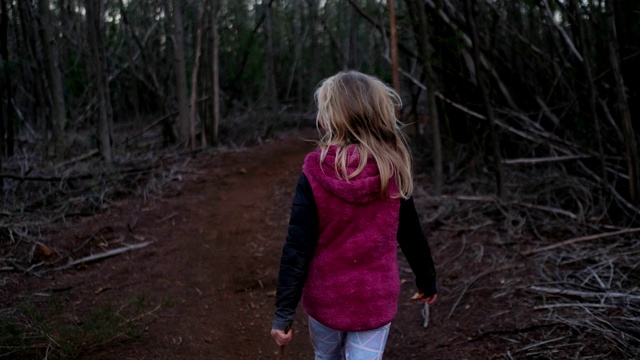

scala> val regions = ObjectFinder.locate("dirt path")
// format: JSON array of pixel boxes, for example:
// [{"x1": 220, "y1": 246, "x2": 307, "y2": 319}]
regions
[
  {"x1": 3, "y1": 130, "x2": 539, "y2": 359},
  {"x1": 98, "y1": 131, "x2": 319, "y2": 359}
]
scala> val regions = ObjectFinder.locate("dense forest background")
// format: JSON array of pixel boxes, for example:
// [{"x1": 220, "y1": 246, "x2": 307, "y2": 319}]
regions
[
  {"x1": 1, "y1": 0, "x2": 639, "y2": 218},
  {"x1": 1, "y1": 0, "x2": 640, "y2": 358}
]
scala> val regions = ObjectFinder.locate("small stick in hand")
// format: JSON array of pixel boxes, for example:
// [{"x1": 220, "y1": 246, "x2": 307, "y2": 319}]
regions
[
  {"x1": 421, "y1": 303, "x2": 430, "y2": 328},
  {"x1": 411, "y1": 292, "x2": 431, "y2": 328},
  {"x1": 277, "y1": 325, "x2": 291, "y2": 360}
]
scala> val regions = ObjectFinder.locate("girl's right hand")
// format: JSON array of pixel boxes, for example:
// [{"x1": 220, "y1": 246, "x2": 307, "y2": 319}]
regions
[{"x1": 271, "y1": 328, "x2": 293, "y2": 346}]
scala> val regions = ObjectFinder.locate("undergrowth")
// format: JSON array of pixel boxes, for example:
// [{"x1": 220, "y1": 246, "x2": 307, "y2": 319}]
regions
[{"x1": 0, "y1": 293, "x2": 157, "y2": 359}]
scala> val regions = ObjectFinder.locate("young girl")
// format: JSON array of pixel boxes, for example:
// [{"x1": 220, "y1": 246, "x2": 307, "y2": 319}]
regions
[{"x1": 271, "y1": 71, "x2": 437, "y2": 359}]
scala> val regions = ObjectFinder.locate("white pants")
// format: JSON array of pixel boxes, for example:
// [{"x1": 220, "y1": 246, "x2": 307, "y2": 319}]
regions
[{"x1": 308, "y1": 316, "x2": 391, "y2": 360}]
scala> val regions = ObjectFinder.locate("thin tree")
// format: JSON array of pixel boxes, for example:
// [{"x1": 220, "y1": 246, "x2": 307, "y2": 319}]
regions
[
  {"x1": 341, "y1": 1, "x2": 356, "y2": 69},
  {"x1": 211, "y1": 0, "x2": 220, "y2": 145},
  {"x1": 86, "y1": 0, "x2": 113, "y2": 162},
  {"x1": 405, "y1": 0, "x2": 443, "y2": 195},
  {"x1": 263, "y1": 0, "x2": 278, "y2": 111},
  {"x1": 189, "y1": 0, "x2": 206, "y2": 150},
  {"x1": 572, "y1": 0, "x2": 608, "y2": 199},
  {"x1": 0, "y1": 0, "x2": 14, "y2": 157},
  {"x1": 17, "y1": 1, "x2": 47, "y2": 137},
  {"x1": 606, "y1": 0, "x2": 639, "y2": 205},
  {"x1": 169, "y1": 0, "x2": 190, "y2": 146},
  {"x1": 388, "y1": 0, "x2": 400, "y2": 95},
  {"x1": 0, "y1": 0, "x2": 9, "y2": 161},
  {"x1": 464, "y1": 0, "x2": 504, "y2": 198},
  {"x1": 285, "y1": 0, "x2": 306, "y2": 106},
  {"x1": 38, "y1": 0, "x2": 67, "y2": 156},
  {"x1": 292, "y1": 0, "x2": 304, "y2": 111},
  {"x1": 0, "y1": 0, "x2": 8, "y2": 190}
]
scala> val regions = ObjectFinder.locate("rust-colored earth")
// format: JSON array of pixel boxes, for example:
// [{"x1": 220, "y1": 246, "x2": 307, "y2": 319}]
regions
[{"x1": 2, "y1": 130, "x2": 540, "y2": 359}]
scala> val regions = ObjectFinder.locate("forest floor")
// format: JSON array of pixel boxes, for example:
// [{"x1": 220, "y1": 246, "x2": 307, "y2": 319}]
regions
[{"x1": 2, "y1": 129, "x2": 550, "y2": 360}]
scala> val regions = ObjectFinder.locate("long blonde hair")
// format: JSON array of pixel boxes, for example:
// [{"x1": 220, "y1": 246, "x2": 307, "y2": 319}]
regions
[{"x1": 314, "y1": 71, "x2": 413, "y2": 199}]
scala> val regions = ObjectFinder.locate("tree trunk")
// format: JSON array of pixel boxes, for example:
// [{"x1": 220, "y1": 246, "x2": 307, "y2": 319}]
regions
[
  {"x1": 0, "y1": 0, "x2": 13, "y2": 157},
  {"x1": 308, "y1": 0, "x2": 319, "y2": 107},
  {"x1": 606, "y1": 0, "x2": 640, "y2": 205},
  {"x1": 573, "y1": 0, "x2": 608, "y2": 198},
  {"x1": 263, "y1": 0, "x2": 278, "y2": 111},
  {"x1": 211, "y1": 1, "x2": 220, "y2": 145},
  {"x1": 465, "y1": 0, "x2": 504, "y2": 198},
  {"x1": 285, "y1": 0, "x2": 304, "y2": 105},
  {"x1": 388, "y1": 0, "x2": 400, "y2": 95},
  {"x1": 169, "y1": 0, "x2": 190, "y2": 145},
  {"x1": 17, "y1": 1, "x2": 47, "y2": 140},
  {"x1": 342, "y1": 2, "x2": 355, "y2": 69},
  {"x1": 0, "y1": 0, "x2": 8, "y2": 161},
  {"x1": 189, "y1": 0, "x2": 206, "y2": 150},
  {"x1": 294, "y1": 0, "x2": 303, "y2": 111},
  {"x1": 38, "y1": 0, "x2": 67, "y2": 156},
  {"x1": 86, "y1": 0, "x2": 113, "y2": 162},
  {"x1": 406, "y1": 0, "x2": 443, "y2": 195}
]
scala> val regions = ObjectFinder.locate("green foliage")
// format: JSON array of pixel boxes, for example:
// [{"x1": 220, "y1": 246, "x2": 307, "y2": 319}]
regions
[
  {"x1": 0, "y1": 294, "x2": 157, "y2": 359},
  {"x1": 62, "y1": 51, "x2": 88, "y2": 100},
  {"x1": 1, "y1": 59, "x2": 20, "y2": 76},
  {"x1": 161, "y1": 295, "x2": 181, "y2": 308},
  {"x1": 126, "y1": 293, "x2": 147, "y2": 311}
]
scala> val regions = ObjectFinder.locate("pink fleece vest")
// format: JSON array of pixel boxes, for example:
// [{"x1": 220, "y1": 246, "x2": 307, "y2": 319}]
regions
[{"x1": 302, "y1": 146, "x2": 401, "y2": 331}]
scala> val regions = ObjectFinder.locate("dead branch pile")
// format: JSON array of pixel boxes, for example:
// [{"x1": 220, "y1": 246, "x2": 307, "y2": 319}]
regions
[
  {"x1": 418, "y1": 164, "x2": 600, "y2": 238},
  {"x1": 526, "y1": 234, "x2": 640, "y2": 357},
  {"x1": 416, "y1": 158, "x2": 640, "y2": 358},
  {"x1": 0, "y1": 146, "x2": 195, "y2": 275}
]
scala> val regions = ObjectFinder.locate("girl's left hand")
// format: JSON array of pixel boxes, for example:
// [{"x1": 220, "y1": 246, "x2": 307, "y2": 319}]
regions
[
  {"x1": 419, "y1": 293, "x2": 437, "y2": 305},
  {"x1": 412, "y1": 292, "x2": 438, "y2": 305}
]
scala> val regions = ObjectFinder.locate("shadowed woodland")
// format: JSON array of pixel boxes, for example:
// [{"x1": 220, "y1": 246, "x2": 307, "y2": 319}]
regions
[{"x1": 1, "y1": 0, "x2": 640, "y2": 358}]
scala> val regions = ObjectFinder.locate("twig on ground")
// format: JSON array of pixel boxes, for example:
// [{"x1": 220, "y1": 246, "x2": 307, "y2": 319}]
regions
[
  {"x1": 534, "y1": 303, "x2": 619, "y2": 310},
  {"x1": 157, "y1": 212, "x2": 178, "y2": 223},
  {"x1": 448, "y1": 264, "x2": 517, "y2": 318},
  {"x1": 53, "y1": 150, "x2": 100, "y2": 169},
  {"x1": 530, "y1": 286, "x2": 640, "y2": 301},
  {"x1": 47, "y1": 241, "x2": 153, "y2": 273},
  {"x1": 503, "y1": 155, "x2": 592, "y2": 165},
  {"x1": 513, "y1": 336, "x2": 567, "y2": 354},
  {"x1": 522, "y1": 228, "x2": 640, "y2": 255}
]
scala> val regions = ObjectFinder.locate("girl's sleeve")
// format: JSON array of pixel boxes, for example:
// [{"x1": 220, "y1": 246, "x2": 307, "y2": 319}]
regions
[
  {"x1": 397, "y1": 197, "x2": 438, "y2": 296},
  {"x1": 273, "y1": 173, "x2": 319, "y2": 331}
]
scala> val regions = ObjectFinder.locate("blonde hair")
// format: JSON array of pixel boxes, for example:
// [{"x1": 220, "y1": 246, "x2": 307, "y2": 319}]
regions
[{"x1": 314, "y1": 71, "x2": 413, "y2": 199}]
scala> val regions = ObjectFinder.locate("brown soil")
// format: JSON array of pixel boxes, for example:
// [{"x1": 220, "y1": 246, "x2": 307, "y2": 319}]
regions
[{"x1": 2, "y1": 130, "x2": 541, "y2": 359}]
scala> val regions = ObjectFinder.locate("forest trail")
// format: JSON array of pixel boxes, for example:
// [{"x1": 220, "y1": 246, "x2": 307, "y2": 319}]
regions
[
  {"x1": 98, "y1": 130, "x2": 319, "y2": 359},
  {"x1": 4, "y1": 130, "x2": 537, "y2": 359}
]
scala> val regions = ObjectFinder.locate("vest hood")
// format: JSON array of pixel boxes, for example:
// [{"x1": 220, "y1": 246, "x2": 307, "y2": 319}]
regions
[{"x1": 303, "y1": 145, "x2": 395, "y2": 203}]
